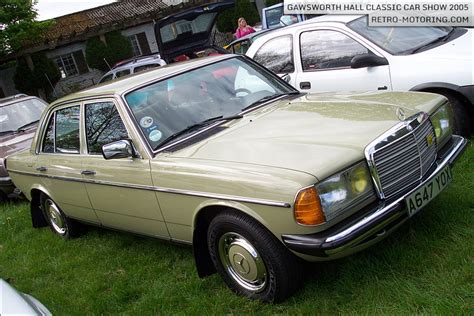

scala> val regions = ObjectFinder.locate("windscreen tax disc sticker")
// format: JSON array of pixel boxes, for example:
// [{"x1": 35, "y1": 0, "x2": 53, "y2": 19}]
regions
[
  {"x1": 140, "y1": 116, "x2": 154, "y2": 128},
  {"x1": 149, "y1": 129, "x2": 162, "y2": 142}
]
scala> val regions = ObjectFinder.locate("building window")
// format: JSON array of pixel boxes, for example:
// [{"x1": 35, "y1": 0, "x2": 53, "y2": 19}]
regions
[
  {"x1": 128, "y1": 35, "x2": 142, "y2": 57},
  {"x1": 55, "y1": 53, "x2": 78, "y2": 78}
]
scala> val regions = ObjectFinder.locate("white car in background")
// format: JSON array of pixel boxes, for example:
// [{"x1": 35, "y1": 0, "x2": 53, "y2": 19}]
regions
[
  {"x1": 246, "y1": 15, "x2": 473, "y2": 135},
  {"x1": 98, "y1": 54, "x2": 166, "y2": 84}
]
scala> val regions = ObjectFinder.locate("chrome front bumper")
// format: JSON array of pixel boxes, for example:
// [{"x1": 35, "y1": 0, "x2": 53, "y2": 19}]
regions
[{"x1": 282, "y1": 135, "x2": 467, "y2": 259}]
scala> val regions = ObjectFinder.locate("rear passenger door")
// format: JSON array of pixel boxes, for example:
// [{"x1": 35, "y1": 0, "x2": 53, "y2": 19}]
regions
[
  {"x1": 36, "y1": 104, "x2": 99, "y2": 224},
  {"x1": 294, "y1": 28, "x2": 392, "y2": 93}
]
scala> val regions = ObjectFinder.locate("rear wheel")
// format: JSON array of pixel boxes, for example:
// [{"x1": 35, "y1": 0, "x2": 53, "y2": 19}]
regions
[
  {"x1": 207, "y1": 210, "x2": 302, "y2": 302},
  {"x1": 41, "y1": 193, "x2": 81, "y2": 238}
]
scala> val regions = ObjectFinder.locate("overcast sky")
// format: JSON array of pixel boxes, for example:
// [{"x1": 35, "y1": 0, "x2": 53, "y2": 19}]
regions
[{"x1": 35, "y1": 0, "x2": 116, "y2": 21}]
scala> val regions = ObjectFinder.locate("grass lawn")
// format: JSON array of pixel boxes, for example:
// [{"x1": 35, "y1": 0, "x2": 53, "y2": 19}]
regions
[{"x1": 1, "y1": 141, "x2": 473, "y2": 314}]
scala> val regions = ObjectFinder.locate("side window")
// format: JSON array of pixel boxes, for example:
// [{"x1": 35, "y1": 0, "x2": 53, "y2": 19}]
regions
[
  {"x1": 300, "y1": 30, "x2": 368, "y2": 71},
  {"x1": 253, "y1": 35, "x2": 294, "y2": 74},
  {"x1": 99, "y1": 74, "x2": 114, "y2": 84},
  {"x1": 85, "y1": 102, "x2": 128, "y2": 154},
  {"x1": 115, "y1": 69, "x2": 131, "y2": 78},
  {"x1": 42, "y1": 114, "x2": 55, "y2": 153},
  {"x1": 55, "y1": 106, "x2": 80, "y2": 154},
  {"x1": 134, "y1": 64, "x2": 160, "y2": 73}
]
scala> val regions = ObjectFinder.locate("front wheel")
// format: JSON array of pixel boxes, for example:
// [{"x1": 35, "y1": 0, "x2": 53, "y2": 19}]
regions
[
  {"x1": 207, "y1": 210, "x2": 302, "y2": 302},
  {"x1": 437, "y1": 92, "x2": 471, "y2": 136}
]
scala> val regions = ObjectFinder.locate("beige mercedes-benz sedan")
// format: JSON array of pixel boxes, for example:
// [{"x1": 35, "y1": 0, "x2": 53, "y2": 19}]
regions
[{"x1": 6, "y1": 55, "x2": 466, "y2": 302}]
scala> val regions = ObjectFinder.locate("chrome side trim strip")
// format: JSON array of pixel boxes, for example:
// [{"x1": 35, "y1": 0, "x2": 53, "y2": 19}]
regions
[
  {"x1": 327, "y1": 135, "x2": 466, "y2": 243},
  {"x1": 8, "y1": 169, "x2": 291, "y2": 208}
]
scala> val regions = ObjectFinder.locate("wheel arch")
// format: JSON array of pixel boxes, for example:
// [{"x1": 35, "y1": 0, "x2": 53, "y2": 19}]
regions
[
  {"x1": 30, "y1": 186, "x2": 49, "y2": 228},
  {"x1": 191, "y1": 200, "x2": 270, "y2": 278},
  {"x1": 410, "y1": 82, "x2": 472, "y2": 113}
]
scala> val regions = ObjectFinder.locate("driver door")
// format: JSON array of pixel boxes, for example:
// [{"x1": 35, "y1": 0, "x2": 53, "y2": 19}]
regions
[
  {"x1": 294, "y1": 28, "x2": 392, "y2": 93},
  {"x1": 80, "y1": 99, "x2": 169, "y2": 238}
]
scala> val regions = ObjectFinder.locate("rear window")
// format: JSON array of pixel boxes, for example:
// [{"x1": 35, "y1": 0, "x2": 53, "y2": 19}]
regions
[{"x1": 159, "y1": 13, "x2": 217, "y2": 44}]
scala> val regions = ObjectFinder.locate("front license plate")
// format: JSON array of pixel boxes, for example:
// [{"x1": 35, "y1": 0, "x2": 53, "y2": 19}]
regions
[{"x1": 405, "y1": 166, "x2": 453, "y2": 217}]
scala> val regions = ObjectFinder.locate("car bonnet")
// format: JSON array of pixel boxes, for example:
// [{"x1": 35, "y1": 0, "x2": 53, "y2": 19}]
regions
[{"x1": 166, "y1": 91, "x2": 446, "y2": 180}]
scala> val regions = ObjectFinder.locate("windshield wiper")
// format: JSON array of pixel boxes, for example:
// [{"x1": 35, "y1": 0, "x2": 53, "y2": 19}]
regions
[
  {"x1": 408, "y1": 29, "x2": 456, "y2": 54},
  {"x1": 241, "y1": 92, "x2": 300, "y2": 112},
  {"x1": 0, "y1": 120, "x2": 39, "y2": 136},
  {"x1": 157, "y1": 114, "x2": 243, "y2": 149}
]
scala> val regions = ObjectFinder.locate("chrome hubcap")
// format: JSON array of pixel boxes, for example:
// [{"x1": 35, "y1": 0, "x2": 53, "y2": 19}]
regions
[
  {"x1": 45, "y1": 199, "x2": 66, "y2": 234},
  {"x1": 218, "y1": 232, "x2": 267, "y2": 292}
]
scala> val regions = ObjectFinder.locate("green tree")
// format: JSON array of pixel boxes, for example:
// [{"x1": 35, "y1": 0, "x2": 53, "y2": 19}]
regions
[
  {"x1": 0, "y1": 0, "x2": 53, "y2": 57},
  {"x1": 85, "y1": 31, "x2": 132, "y2": 71},
  {"x1": 265, "y1": 0, "x2": 282, "y2": 6},
  {"x1": 217, "y1": 0, "x2": 260, "y2": 33},
  {"x1": 13, "y1": 53, "x2": 60, "y2": 96},
  {"x1": 85, "y1": 37, "x2": 109, "y2": 71},
  {"x1": 105, "y1": 31, "x2": 132, "y2": 66}
]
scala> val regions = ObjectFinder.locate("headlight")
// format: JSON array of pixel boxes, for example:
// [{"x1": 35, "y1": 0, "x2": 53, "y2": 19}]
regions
[
  {"x1": 316, "y1": 161, "x2": 375, "y2": 222},
  {"x1": 430, "y1": 103, "x2": 453, "y2": 148},
  {"x1": 294, "y1": 162, "x2": 376, "y2": 225}
]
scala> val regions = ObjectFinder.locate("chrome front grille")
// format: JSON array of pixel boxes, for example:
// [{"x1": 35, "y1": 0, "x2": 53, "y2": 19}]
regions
[{"x1": 366, "y1": 113, "x2": 437, "y2": 199}]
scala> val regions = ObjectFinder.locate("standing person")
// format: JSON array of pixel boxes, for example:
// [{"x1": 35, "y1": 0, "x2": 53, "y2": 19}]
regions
[{"x1": 235, "y1": 17, "x2": 255, "y2": 39}]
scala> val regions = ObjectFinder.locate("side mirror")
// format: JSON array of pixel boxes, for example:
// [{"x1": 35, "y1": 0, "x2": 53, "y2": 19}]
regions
[
  {"x1": 281, "y1": 73, "x2": 291, "y2": 83},
  {"x1": 351, "y1": 54, "x2": 388, "y2": 69},
  {"x1": 102, "y1": 139, "x2": 137, "y2": 160}
]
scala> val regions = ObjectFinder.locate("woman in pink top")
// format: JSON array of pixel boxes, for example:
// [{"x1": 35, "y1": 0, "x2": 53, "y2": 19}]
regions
[{"x1": 235, "y1": 17, "x2": 256, "y2": 39}]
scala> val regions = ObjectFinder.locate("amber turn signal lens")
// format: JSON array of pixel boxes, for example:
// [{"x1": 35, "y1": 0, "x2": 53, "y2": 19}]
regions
[{"x1": 294, "y1": 187, "x2": 325, "y2": 225}]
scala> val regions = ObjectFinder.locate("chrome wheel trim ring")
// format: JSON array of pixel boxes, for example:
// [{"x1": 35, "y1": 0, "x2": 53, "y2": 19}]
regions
[
  {"x1": 218, "y1": 232, "x2": 267, "y2": 293},
  {"x1": 45, "y1": 199, "x2": 67, "y2": 235}
]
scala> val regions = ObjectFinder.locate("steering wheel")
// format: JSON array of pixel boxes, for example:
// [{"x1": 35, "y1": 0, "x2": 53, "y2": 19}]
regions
[{"x1": 235, "y1": 88, "x2": 252, "y2": 97}]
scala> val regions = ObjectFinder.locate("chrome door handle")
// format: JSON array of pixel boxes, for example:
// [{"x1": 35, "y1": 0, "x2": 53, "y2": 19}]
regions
[
  {"x1": 81, "y1": 170, "x2": 96, "y2": 175},
  {"x1": 36, "y1": 166, "x2": 47, "y2": 172}
]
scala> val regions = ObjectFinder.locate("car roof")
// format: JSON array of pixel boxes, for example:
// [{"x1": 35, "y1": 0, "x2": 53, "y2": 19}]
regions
[
  {"x1": 246, "y1": 15, "x2": 362, "y2": 52},
  {"x1": 302, "y1": 14, "x2": 362, "y2": 24},
  {"x1": 54, "y1": 54, "x2": 236, "y2": 105},
  {"x1": 112, "y1": 55, "x2": 165, "y2": 71}
]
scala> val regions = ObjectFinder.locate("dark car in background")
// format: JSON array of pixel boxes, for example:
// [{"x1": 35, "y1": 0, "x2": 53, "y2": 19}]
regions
[
  {"x1": 0, "y1": 94, "x2": 47, "y2": 200},
  {"x1": 154, "y1": 0, "x2": 233, "y2": 63}
]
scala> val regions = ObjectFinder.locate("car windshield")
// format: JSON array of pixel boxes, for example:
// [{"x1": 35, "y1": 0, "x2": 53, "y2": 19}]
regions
[
  {"x1": 0, "y1": 98, "x2": 46, "y2": 133},
  {"x1": 125, "y1": 57, "x2": 294, "y2": 150},
  {"x1": 348, "y1": 16, "x2": 453, "y2": 55}
]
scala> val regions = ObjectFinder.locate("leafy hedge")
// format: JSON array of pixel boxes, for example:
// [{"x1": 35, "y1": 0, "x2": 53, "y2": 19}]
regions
[
  {"x1": 14, "y1": 53, "x2": 60, "y2": 96},
  {"x1": 85, "y1": 31, "x2": 132, "y2": 71}
]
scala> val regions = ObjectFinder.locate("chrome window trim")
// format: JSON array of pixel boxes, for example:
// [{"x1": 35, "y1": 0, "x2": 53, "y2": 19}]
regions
[
  {"x1": 7, "y1": 169, "x2": 291, "y2": 208},
  {"x1": 364, "y1": 112, "x2": 431, "y2": 199}
]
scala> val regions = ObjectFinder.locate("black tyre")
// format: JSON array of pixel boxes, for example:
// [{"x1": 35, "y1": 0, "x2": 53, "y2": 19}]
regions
[
  {"x1": 40, "y1": 193, "x2": 81, "y2": 239},
  {"x1": 438, "y1": 92, "x2": 471, "y2": 136},
  {"x1": 207, "y1": 210, "x2": 302, "y2": 302}
]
